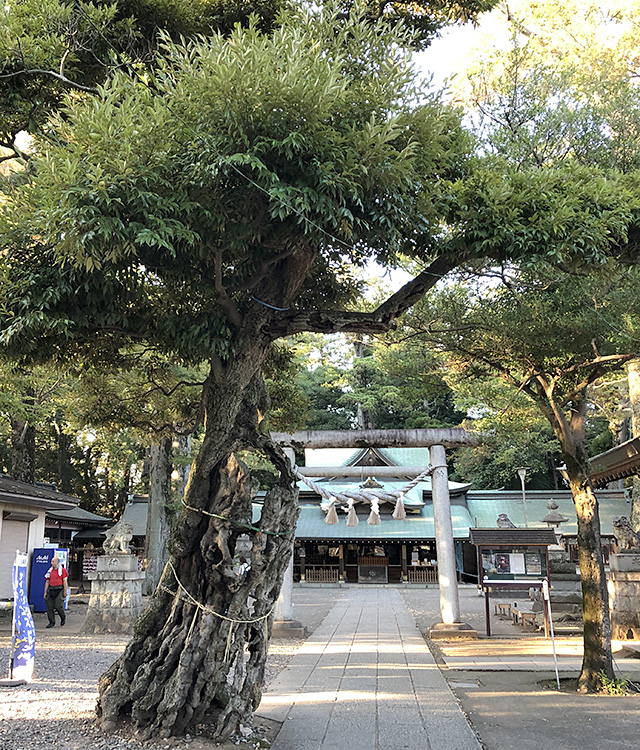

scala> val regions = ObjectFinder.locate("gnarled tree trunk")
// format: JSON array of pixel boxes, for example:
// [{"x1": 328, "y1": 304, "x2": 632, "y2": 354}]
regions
[{"x1": 97, "y1": 354, "x2": 299, "y2": 741}]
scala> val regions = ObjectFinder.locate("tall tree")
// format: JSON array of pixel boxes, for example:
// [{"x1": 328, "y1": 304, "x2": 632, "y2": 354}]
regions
[
  {"x1": 408, "y1": 262, "x2": 640, "y2": 689},
  {"x1": 0, "y1": 11, "x2": 474, "y2": 738},
  {"x1": 1, "y1": 2, "x2": 638, "y2": 737}
]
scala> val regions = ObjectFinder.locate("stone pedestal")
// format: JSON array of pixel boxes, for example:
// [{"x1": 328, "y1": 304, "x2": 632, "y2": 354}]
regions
[
  {"x1": 83, "y1": 554, "x2": 145, "y2": 634},
  {"x1": 608, "y1": 553, "x2": 640, "y2": 640}
]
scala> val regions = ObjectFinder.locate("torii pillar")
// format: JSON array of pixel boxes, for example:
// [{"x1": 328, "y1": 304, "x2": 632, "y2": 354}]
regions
[{"x1": 427, "y1": 444, "x2": 476, "y2": 639}]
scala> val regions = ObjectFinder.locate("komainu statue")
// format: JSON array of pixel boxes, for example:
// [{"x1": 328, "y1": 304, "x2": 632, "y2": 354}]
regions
[
  {"x1": 103, "y1": 520, "x2": 134, "y2": 554},
  {"x1": 612, "y1": 516, "x2": 640, "y2": 553}
]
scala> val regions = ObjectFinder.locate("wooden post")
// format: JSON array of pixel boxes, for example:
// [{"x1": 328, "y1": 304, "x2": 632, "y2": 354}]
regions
[
  {"x1": 484, "y1": 586, "x2": 491, "y2": 637},
  {"x1": 401, "y1": 543, "x2": 408, "y2": 582},
  {"x1": 338, "y1": 544, "x2": 345, "y2": 582},
  {"x1": 300, "y1": 544, "x2": 306, "y2": 582}
]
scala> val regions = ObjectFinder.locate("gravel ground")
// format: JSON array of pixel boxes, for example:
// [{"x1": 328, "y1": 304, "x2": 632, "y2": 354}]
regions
[{"x1": 0, "y1": 600, "x2": 311, "y2": 750}]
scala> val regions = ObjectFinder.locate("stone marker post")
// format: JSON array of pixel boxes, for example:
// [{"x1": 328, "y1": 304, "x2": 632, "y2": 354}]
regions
[
  {"x1": 271, "y1": 447, "x2": 306, "y2": 638},
  {"x1": 608, "y1": 553, "x2": 640, "y2": 640}
]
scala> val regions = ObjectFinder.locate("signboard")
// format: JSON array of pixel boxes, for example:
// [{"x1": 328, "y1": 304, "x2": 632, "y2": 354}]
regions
[
  {"x1": 29, "y1": 548, "x2": 69, "y2": 612},
  {"x1": 12, "y1": 552, "x2": 35, "y2": 682},
  {"x1": 481, "y1": 549, "x2": 547, "y2": 581}
]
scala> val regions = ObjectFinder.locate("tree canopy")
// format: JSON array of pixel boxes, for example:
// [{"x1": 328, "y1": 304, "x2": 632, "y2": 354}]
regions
[{"x1": 3, "y1": 0, "x2": 640, "y2": 732}]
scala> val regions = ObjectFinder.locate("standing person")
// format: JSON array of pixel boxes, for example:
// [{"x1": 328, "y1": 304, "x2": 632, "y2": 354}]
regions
[{"x1": 44, "y1": 556, "x2": 68, "y2": 629}]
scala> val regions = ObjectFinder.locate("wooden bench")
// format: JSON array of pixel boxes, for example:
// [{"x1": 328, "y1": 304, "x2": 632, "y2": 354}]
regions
[
  {"x1": 512, "y1": 609, "x2": 537, "y2": 630},
  {"x1": 494, "y1": 602, "x2": 512, "y2": 619}
]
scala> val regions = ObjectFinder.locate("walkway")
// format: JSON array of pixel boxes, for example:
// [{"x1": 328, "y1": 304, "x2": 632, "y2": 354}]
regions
[{"x1": 258, "y1": 588, "x2": 481, "y2": 750}]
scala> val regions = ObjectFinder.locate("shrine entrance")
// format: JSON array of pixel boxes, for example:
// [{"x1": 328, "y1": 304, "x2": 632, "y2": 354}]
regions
[{"x1": 273, "y1": 428, "x2": 478, "y2": 637}]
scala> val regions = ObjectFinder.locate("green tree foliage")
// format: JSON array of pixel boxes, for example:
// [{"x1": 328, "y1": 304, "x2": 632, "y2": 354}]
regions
[
  {"x1": 0, "y1": 0, "x2": 292, "y2": 161},
  {"x1": 446, "y1": 376, "x2": 562, "y2": 489},
  {"x1": 0, "y1": 11, "x2": 472, "y2": 366},
  {"x1": 410, "y1": 261, "x2": 640, "y2": 689},
  {"x1": 339, "y1": 0, "x2": 497, "y2": 49}
]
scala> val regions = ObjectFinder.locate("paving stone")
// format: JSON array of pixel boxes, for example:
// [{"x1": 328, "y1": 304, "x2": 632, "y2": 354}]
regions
[{"x1": 262, "y1": 588, "x2": 481, "y2": 750}]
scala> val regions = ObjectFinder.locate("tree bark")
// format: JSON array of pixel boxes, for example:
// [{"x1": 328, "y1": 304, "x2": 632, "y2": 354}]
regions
[
  {"x1": 627, "y1": 359, "x2": 640, "y2": 531},
  {"x1": 95, "y1": 255, "x2": 461, "y2": 739},
  {"x1": 540, "y1": 391, "x2": 613, "y2": 690},
  {"x1": 144, "y1": 439, "x2": 173, "y2": 596},
  {"x1": 55, "y1": 422, "x2": 74, "y2": 493},
  {"x1": 10, "y1": 417, "x2": 35, "y2": 483},
  {"x1": 97, "y1": 352, "x2": 299, "y2": 741}
]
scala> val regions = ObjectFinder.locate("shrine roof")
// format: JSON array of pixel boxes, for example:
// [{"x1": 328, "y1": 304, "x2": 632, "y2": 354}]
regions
[
  {"x1": 285, "y1": 503, "x2": 473, "y2": 541},
  {"x1": 466, "y1": 489, "x2": 628, "y2": 536}
]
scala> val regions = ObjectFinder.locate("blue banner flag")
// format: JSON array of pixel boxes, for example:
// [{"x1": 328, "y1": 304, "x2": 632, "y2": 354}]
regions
[{"x1": 12, "y1": 552, "x2": 35, "y2": 682}]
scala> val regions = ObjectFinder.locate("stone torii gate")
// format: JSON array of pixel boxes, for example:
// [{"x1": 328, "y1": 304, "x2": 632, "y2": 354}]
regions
[{"x1": 272, "y1": 428, "x2": 478, "y2": 638}]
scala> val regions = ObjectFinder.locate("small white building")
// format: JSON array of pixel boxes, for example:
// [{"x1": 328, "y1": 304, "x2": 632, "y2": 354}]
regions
[{"x1": 0, "y1": 476, "x2": 78, "y2": 598}]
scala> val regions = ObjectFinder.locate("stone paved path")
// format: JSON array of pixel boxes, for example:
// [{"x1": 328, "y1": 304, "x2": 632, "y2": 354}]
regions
[{"x1": 258, "y1": 588, "x2": 481, "y2": 750}]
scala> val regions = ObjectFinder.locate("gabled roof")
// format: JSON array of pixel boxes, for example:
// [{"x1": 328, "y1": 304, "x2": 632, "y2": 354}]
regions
[
  {"x1": 589, "y1": 437, "x2": 640, "y2": 488},
  {"x1": 0, "y1": 475, "x2": 79, "y2": 511},
  {"x1": 46, "y1": 506, "x2": 112, "y2": 525},
  {"x1": 300, "y1": 447, "x2": 469, "y2": 499},
  {"x1": 119, "y1": 494, "x2": 149, "y2": 536},
  {"x1": 305, "y1": 447, "x2": 434, "y2": 468}
]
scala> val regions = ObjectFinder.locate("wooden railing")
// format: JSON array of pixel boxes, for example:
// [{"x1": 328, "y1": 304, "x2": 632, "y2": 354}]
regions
[
  {"x1": 305, "y1": 567, "x2": 340, "y2": 583},
  {"x1": 407, "y1": 568, "x2": 438, "y2": 584}
]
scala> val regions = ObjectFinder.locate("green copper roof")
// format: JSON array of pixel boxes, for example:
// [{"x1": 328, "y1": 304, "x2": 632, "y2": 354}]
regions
[
  {"x1": 303, "y1": 447, "x2": 434, "y2": 468},
  {"x1": 466, "y1": 489, "x2": 628, "y2": 536},
  {"x1": 292, "y1": 503, "x2": 473, "y2": 541}
]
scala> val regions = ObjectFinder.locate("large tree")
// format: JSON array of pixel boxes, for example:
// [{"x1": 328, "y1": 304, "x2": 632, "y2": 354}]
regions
[
  {"x1": 407, "y1": 261, "x2": 640, "y2": 689},
  {"x1": 1, "y1": 2, "x2": 639, "y2": 738},
  {"x1": 0, "y1": 9, "x2": 474, "y2": 739}
]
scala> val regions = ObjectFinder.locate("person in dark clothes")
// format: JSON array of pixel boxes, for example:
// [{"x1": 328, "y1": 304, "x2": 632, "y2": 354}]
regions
[{"x1": 44, "y1": 556, "x2": 69, "y2": 628}]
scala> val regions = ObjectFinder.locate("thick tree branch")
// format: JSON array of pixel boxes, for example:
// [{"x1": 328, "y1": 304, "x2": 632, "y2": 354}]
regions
[
  {"x1": 265, "y1": 254, "x2": 458, "y2": 339},
  {"x1": 213, "y1": 249, "x2": 242, "y2": 329},
  {"x1": 558, "y1": 354, "x2": 638, "y2": 407},
  {"x1": 0, "y1": 68, "x2": 99, "y2": 94}
]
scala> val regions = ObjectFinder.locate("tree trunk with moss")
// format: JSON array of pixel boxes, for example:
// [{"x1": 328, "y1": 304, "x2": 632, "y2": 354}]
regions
[
  {"x1": 97, "y1": 346, "x2": 299, "y2": 741},
  {"x1": 539, "y1": 389, "x2": 613, "y2": 690}
]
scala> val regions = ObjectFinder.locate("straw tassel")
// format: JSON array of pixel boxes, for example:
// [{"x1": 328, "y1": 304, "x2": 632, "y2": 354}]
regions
[
  {"x1": 325, "y1": 499, "x2": 339, "y2": 525},
  {"x1": 392, "y1": 495, "x2": 406, "y2": 520},
  {"x1": 346, "y1": 500, "x2": 359, "y2": 527},
  {"x1": 367, "y1": 499, "x2": 381, "y2": 526}
]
